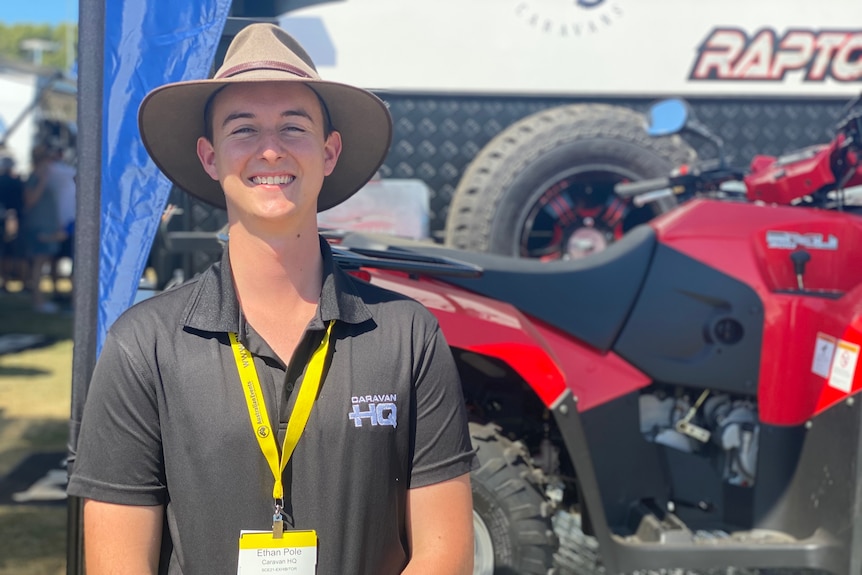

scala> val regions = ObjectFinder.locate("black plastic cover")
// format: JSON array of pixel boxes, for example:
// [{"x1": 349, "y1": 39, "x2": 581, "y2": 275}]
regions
[{"x1": 613, "y1": 245, "x2": 764, "y2": 394}]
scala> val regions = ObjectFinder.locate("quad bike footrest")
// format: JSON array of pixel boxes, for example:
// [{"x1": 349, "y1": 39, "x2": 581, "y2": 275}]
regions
[{"x1": 605, "y1": 511, "x2": 842, "y2": 573}]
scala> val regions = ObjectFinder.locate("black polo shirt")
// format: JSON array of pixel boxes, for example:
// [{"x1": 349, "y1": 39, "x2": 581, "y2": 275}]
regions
[{"x1": 68, "y1": 238, "x2": 475, "y2": 575}]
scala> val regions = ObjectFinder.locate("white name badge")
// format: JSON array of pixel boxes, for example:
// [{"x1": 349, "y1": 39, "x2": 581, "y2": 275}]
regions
[{"x1": 237, "y1": 530, "x2": 318, "y2": 575}]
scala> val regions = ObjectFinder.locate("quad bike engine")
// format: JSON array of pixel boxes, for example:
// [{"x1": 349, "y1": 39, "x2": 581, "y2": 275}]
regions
[{"x1": 639, "y1": 389, "x2": 759, "y2": 487}]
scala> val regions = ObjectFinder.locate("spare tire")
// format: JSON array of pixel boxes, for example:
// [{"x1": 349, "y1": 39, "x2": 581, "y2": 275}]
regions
[{"x1": 444, "y1": 104, "x2": 696, "y2": 259}]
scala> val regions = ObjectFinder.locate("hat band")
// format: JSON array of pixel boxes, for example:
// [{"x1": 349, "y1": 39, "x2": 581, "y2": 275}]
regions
[{"x1": 217, "y1": 60, "x2": 313, "y2": 80}]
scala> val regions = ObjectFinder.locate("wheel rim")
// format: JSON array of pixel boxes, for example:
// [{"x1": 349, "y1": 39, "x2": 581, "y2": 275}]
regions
[
  {"x1": 515, "y1": 164, "x2": 645, "y2": 260},
  {"x1": 473, "y1": 509, "x2": 495, "y2": 575}
]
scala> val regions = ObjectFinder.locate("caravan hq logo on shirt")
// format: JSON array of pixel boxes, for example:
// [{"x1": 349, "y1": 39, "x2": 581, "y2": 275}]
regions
[{"x1": 348, "y1": 394, "x2": 398, "y2": 428}]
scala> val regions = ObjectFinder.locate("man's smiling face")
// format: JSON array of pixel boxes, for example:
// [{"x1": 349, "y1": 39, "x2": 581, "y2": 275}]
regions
[{"x1": 196, "y1": 81, "x2": 341, "y2": 230}]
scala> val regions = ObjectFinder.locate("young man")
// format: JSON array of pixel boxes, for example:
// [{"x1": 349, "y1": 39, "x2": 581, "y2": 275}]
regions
[{"x1": 67, "y1": 24, "x2": 476, "y2": 574}]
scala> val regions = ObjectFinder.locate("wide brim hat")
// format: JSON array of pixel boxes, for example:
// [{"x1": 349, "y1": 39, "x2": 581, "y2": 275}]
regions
[{"x1": 138, "y1": 23, "x2": 392, "y2": 212}]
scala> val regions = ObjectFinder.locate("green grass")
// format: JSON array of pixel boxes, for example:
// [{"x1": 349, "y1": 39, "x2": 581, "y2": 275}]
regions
[
  {"x1": 0, "y1": 288, "x2": 73, "y2": 340},
  {"x1": 0, "y1": 507, "x2": 66, "y2": 575},
  {"x1": 0, "y1": 290, "x2": 73, "y2": 575}
]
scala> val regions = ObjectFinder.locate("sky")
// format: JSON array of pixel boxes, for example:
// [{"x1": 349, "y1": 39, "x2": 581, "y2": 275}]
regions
[{"x1": 0, "y1": 0, "x2": 79, "y2": 25}]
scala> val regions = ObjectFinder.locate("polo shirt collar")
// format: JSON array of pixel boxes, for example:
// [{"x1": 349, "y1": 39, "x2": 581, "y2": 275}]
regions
[{"x1": 181, "y1": 235, "x2": 372, "y2": 334}]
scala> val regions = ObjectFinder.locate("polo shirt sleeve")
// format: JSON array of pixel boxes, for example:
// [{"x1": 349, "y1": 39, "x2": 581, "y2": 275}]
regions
[
  {"x1": 67, "y1": 326, "x2": 167, "y2": 506},
  {"x1": 409, "y1": 319, "x2": 477, "y2": 488}
]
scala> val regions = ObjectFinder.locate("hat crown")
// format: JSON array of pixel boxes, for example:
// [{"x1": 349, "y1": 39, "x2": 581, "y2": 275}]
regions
[
  {"x1": 215, "y1": 24, "x2": 320, "y2": 81},
  {"x1": 139, "y1": 23, "x2": 392, "y2": 212}
]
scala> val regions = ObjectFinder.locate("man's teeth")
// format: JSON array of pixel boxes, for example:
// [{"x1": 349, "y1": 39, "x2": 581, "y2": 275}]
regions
[{"x1": 253, "y1": 175, "x2": 294, "y2": 185}]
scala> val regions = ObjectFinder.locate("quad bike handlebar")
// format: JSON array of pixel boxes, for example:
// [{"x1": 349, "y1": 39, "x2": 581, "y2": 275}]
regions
[
  {"x1": 614, "y1": 176, "x2": 671, "y2": 198},
  {"x1": 615, "y1": 158, "x2": 747, "y2": 209},
  {"x1": 618, "y1": 92, "x2": 862, "y2": 214}
]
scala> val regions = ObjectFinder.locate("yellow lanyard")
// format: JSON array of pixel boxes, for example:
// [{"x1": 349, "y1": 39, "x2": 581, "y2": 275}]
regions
[{"x1": 229, "y1": 320, "x2": 335, "y2": 504}]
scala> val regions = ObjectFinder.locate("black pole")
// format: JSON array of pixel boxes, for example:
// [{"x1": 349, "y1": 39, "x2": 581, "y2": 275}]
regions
[{"x1": 67, "y1": 0, "x2": 104, "y2": 572}]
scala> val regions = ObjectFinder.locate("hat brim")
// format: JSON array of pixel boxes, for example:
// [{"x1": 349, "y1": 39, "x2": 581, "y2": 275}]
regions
[{"x1": 138, "y1": 75, "x2": 392, "y2": 212}]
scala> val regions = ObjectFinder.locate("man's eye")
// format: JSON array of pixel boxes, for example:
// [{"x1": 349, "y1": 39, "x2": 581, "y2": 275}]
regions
[
  {"x1": 283, "y1": 125, "x2": 306, "y2": 133},
  {"x1": 231, "y1": 126, "x2": 255, "y2": 134}
]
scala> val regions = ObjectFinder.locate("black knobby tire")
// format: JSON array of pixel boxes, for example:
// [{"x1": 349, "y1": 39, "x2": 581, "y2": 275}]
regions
[
  {"x1": 552, "y1": 511, "x2": 604, "y2": 575},
  {"x1": 470, "y1": 422, "x2": 557, "y2": 575},
  {"x1": 444, "y1": 104, "x2": 697, "y2": 257}
]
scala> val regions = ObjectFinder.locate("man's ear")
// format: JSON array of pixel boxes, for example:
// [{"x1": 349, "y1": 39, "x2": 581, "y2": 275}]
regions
[
  {"x1": 196, "y1": 137, "x2": 219, "y2": 181},
  {"x1": 323, "y1": 131, "x2": 343, "y2": 177}
]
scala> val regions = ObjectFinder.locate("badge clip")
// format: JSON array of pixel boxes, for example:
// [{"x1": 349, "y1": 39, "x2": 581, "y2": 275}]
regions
[{"x1": 272, "y1": 502, "x2": 285, "y2": 539}]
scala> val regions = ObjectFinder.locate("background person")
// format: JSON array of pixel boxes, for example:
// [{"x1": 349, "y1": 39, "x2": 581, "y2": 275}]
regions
[
  {"x1": 46, "y1": 144, "x2": 77, "y2": 302},
  {"x1": 0, "y1": 152, "x2": 25, "y2": 291},
  {"x1": 22, "y1": 144, "x2": 62, "y2": 312}
]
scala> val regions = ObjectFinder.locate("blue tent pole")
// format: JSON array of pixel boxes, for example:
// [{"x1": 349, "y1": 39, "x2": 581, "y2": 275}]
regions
[{"x1": 67, "y1": 0, "x2": 104, "y2": 571}]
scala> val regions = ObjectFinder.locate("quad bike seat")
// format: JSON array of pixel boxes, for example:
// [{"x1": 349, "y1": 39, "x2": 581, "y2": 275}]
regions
[{"x1": 338, "y1": 225, "x2": 657, "y2": 352}]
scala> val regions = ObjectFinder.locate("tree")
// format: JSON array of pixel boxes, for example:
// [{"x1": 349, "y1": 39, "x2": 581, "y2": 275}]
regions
[{"x1": 0, "y1": 23, "x2": 78, "y2": 71}]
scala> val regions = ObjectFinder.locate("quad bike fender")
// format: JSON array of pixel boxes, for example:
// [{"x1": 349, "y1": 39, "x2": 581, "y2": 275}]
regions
[
  {"x1": 369, "y1": 271, "x2": 566, "y2": 405},
  {"x1": 531, "y1": 321, "x2": 651, "y2": 412},
  {"x1": 369, "y1": 271, "x2": 651, "y2": 410},
  {"x1": 744, "y1": 142, "x2": 836, "y2": 205},
  {"x1": 745, "y1": 138, "x2": 862, "y2": 206},
  {"x1": 811, "y1": 284, "x2": 862, "y2": 414}
]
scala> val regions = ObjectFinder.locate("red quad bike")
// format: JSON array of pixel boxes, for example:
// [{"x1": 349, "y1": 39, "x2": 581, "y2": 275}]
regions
[{"x1": 325, "y1": 93, "x2": 862, "y2": 575}]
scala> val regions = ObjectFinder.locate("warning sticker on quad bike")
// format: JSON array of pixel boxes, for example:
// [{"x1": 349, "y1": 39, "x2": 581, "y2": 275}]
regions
[
  {"x1": 812, "y1": 333, "x2": 837, "y2": 379},
  {"x1": 827, "y1": 339, "x2": 860, "y2": 393}
]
